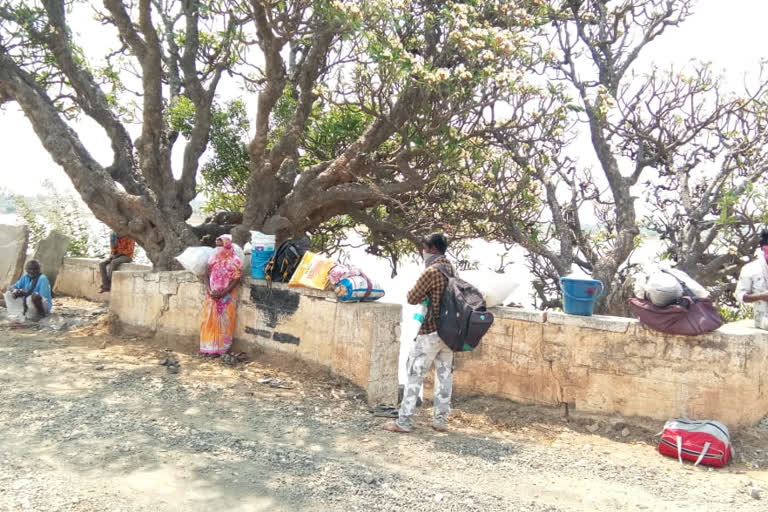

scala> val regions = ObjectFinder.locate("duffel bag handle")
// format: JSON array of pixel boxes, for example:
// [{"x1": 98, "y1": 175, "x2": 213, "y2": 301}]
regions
[{"x1": 693, "y1": 442, "x2": 711, "y2": 467}]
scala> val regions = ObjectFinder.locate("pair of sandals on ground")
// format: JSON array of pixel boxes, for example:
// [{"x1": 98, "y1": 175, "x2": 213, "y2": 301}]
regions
[{"x1": 199, "y1": 351, "x2": 249, "y2": 366}]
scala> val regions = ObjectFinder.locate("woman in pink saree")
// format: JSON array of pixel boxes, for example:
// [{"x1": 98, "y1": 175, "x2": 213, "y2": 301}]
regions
[{"x1": 200, "y1": 235, "x2": 242, "y2": 355}]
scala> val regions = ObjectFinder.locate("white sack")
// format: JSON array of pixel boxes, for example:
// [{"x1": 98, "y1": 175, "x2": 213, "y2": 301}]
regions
[
  {"x1": 664, "y1": 267, "x2": 709, "y2": 299},
  {"x1": 462, "y1": 270, "x2": 520, "y2": 307},
  {"x1": 634, "y1": 262, "x2": 710, "y2": 305},
  {"x1": 644, "y1": 271, "x2": 683, "y2": 307},
  {"x1": 175, "y1": 246, "x2": 215, "y2": 276},
  {"x1": 232, "y1": 243, "x2": 245, "y2": 264}
]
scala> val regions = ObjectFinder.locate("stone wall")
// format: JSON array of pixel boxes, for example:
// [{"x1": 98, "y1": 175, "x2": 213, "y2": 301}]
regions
[
  {"x1": 53, "y1": 257, "x2": 151, "y2": 302},
  {"x1": 452, "y1": 309, "x2": 768, "y2": 428},
  {"x1": 108, "y1": 267, "x2": 401, "y2": 406},
  {"x1": 54, "y1": 258, "x2": 768, "y2": 427}
]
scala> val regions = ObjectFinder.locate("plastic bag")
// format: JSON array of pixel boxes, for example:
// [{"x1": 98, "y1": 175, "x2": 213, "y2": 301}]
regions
[
  {"x1": 232, "y1": 243, "x2": 245, "y2": 264},
  {"x1": 288, "y1": 251, "x2": 335, "y2": 290},
  {"x1": 461, "y1": 270, "x2": 520, "y2": 307},
  {"x1": 3, "y1": 291, "x2": 24, "y2": 319},
  {"x1": 401, "y1": 301, "x2": 429, "y2": 342},
  {"x1": 175, "y1": 246, "x2": 215, "y2": 276},
  {"x1": 328, "y1": 264, "x2": 364, "y2": 286}
]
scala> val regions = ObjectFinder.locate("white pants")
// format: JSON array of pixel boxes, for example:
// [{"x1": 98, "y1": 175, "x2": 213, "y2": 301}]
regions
[{"x1": 396, "y1": 332, "x2": 454, "y2": 430}]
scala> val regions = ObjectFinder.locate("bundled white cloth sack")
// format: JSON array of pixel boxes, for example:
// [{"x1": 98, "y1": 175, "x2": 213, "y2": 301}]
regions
[
  {"x1": 634, "y1": 263, "x2": 709, "y2": 307},
  {"x1": 176, "y1": 246, "x2": 215, "y2": 276},
  {"x1": 461, "y1": 270, "x2": 520, "y2": 307},
  {"x1": 644, "y1": 272, "x2": 683, "y2": 307},
  {"x1": 664, "y1": 267, "x2": 709, "y2": 299}
]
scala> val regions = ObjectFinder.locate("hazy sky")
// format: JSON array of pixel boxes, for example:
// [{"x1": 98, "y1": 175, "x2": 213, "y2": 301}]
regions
[{"x1": 0, "y1": 0, "x2": 765, "y2": 196}]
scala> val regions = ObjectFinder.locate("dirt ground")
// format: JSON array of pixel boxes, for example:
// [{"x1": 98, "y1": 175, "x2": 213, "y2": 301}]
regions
[{"x1": 1, "y1": 302, "x2": 767, "y2": 511}]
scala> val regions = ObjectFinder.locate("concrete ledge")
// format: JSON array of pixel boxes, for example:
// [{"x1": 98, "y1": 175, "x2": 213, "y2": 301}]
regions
[
  {"x1": 490, "y1": 307, "x2": 546, "y2": 323},
  {"x1": 247, "y1": 278, "x2": 338, "y2": 300},
  {"x1": 109, "y1": 271, "x2": 401, "y2": 406},
  {"x1": 53, "y1": 257, "x2": 151, "y2": 302},
  {"x1": 546, "y1": 311, "x2": 635, "y2": 333}
]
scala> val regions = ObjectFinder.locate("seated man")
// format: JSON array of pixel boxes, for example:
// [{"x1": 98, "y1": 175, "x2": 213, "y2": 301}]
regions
[
  {"x1": 736, "y1": 228, "x2": 768, "y2": 330},
  {"x1": 99, "y1": 231, "x2": 135, "y2": 293},
  {"x1": 4, "y1": 260, "x2": 52, "y2": 320}
]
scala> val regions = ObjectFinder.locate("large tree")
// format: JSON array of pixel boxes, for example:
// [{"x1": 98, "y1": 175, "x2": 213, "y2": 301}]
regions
[
  {"x1": 0, "y1": 0, "x2": 548, "y2": 268},
  {"x1": 1, "y1": 0, "x2": 240, "y2": 267},
  {"x1": 486, "y1": 0, "x2": 768, "y2": 313}
]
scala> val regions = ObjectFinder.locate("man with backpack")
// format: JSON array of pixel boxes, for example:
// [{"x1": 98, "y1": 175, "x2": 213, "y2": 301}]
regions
[{"x1": 384, "y1": 233, "x2": 456, "y2": 434}]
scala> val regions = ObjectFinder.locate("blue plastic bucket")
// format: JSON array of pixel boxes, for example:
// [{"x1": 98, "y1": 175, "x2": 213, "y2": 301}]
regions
[
  {"x1": 251, "y1": 247, "x2": 275, "y2": 280},
  {"x1": 560, "y1": 277, "x2": 604, "y2": 316},
  {"x1": 250, "y1": 231, "x2": 276, "y2": 280}
]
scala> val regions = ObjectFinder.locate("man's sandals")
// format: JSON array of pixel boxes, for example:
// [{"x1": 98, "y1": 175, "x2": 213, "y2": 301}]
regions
[{"x1": 382, "y1": 420, "x2": 411, "y2": 433}]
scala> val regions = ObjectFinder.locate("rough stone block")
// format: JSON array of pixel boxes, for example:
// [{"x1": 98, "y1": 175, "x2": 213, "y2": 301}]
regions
[
  {"x1": 0, "y1": 224, "x2": 28, "y2": 290},
  {"x1": 508, "y1": 320, "x2": 543, "y2": 359},
  {"x1": 31, "y1": 230, "x2": 69, "y2": 288}
]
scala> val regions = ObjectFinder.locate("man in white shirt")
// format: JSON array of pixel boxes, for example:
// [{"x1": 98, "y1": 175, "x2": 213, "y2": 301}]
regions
[{"x1": 736, "y1": 229, "x2": 768, "y2": 330}]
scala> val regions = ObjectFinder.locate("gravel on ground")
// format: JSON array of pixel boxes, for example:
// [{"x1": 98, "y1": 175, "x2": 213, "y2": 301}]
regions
[{"x1": 1, "y1": 300, "x2": 767, "y2": 511}]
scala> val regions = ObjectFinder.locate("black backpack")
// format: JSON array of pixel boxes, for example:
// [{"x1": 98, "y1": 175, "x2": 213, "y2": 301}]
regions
[
  {"x1": 265, "y1": 237, "x2": 311, "y2": 285},
  {"x1": 433, "y1": 265, "x2": 494, "y2": 351}
]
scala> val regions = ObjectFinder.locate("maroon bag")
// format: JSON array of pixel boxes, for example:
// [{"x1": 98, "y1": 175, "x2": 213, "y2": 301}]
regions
[{"x1": 628, "y1": 296, "x2": 723, "y2": 336}]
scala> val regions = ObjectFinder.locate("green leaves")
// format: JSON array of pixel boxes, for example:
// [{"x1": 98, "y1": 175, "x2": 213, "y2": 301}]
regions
[
  {"x1": 167, "y1": 95, "x2": 196, "y2": 137},
  {"x1": 12, "y1": 181, "x2": 94, "y2": 257},
  {"x1": 199, "y1": 100, "x2": 252, "y2": 213}
]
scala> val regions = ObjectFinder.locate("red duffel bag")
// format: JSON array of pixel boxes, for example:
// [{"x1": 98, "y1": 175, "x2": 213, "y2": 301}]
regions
[
  {"x1": 628, "y1": 296, "x2": 723, "y2": 336},
  {"x1": 658, "y1": 419, "x2": 732, "y2": 467}
]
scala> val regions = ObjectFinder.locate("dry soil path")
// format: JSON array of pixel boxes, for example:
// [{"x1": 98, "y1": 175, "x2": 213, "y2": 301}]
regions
[{"x1": 0, "y1": 325, "x2": 766, "y2": 511}]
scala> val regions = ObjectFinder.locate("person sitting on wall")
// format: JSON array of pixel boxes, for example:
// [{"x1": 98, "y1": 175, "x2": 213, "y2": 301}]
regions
[
  {"x1": 4, "y1": 260, "x2": 53, "y2": 320},
  {"x1": 99, "y1": 231, "x2": 135, "y2": 293},
  {"x1": 736, "y1": 228, "x2": 768, "y2": 330}
]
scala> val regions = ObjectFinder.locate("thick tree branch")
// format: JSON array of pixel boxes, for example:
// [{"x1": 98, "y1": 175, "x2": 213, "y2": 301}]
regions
[
  {"x1": 103, "y1": 0, "x2": 148, "y2": 62},
  {"x1": 40, "y1": 0, "x2": 145, "y2": 196}
]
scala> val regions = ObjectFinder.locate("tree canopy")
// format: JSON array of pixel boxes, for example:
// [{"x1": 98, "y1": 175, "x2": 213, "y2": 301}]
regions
[
  {"x1": 0, "y1": 0, "x2": 551, "y2": 269},
  {"x1": 2, "y1": 0, "x2": 768, "y2": 314}
]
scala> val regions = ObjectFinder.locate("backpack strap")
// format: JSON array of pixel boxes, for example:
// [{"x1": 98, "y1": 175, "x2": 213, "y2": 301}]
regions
[
  {"x1": 432, "y1": 263, "x2": 455, "y2": 280},
  {"x1": 428, "y1": 263, "x2": 456, "y2": 319}
]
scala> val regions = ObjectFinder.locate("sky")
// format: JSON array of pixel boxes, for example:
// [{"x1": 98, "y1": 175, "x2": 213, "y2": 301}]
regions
[{"x1": 0, "y1": 0, "x2": 766, "y2": 197}]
